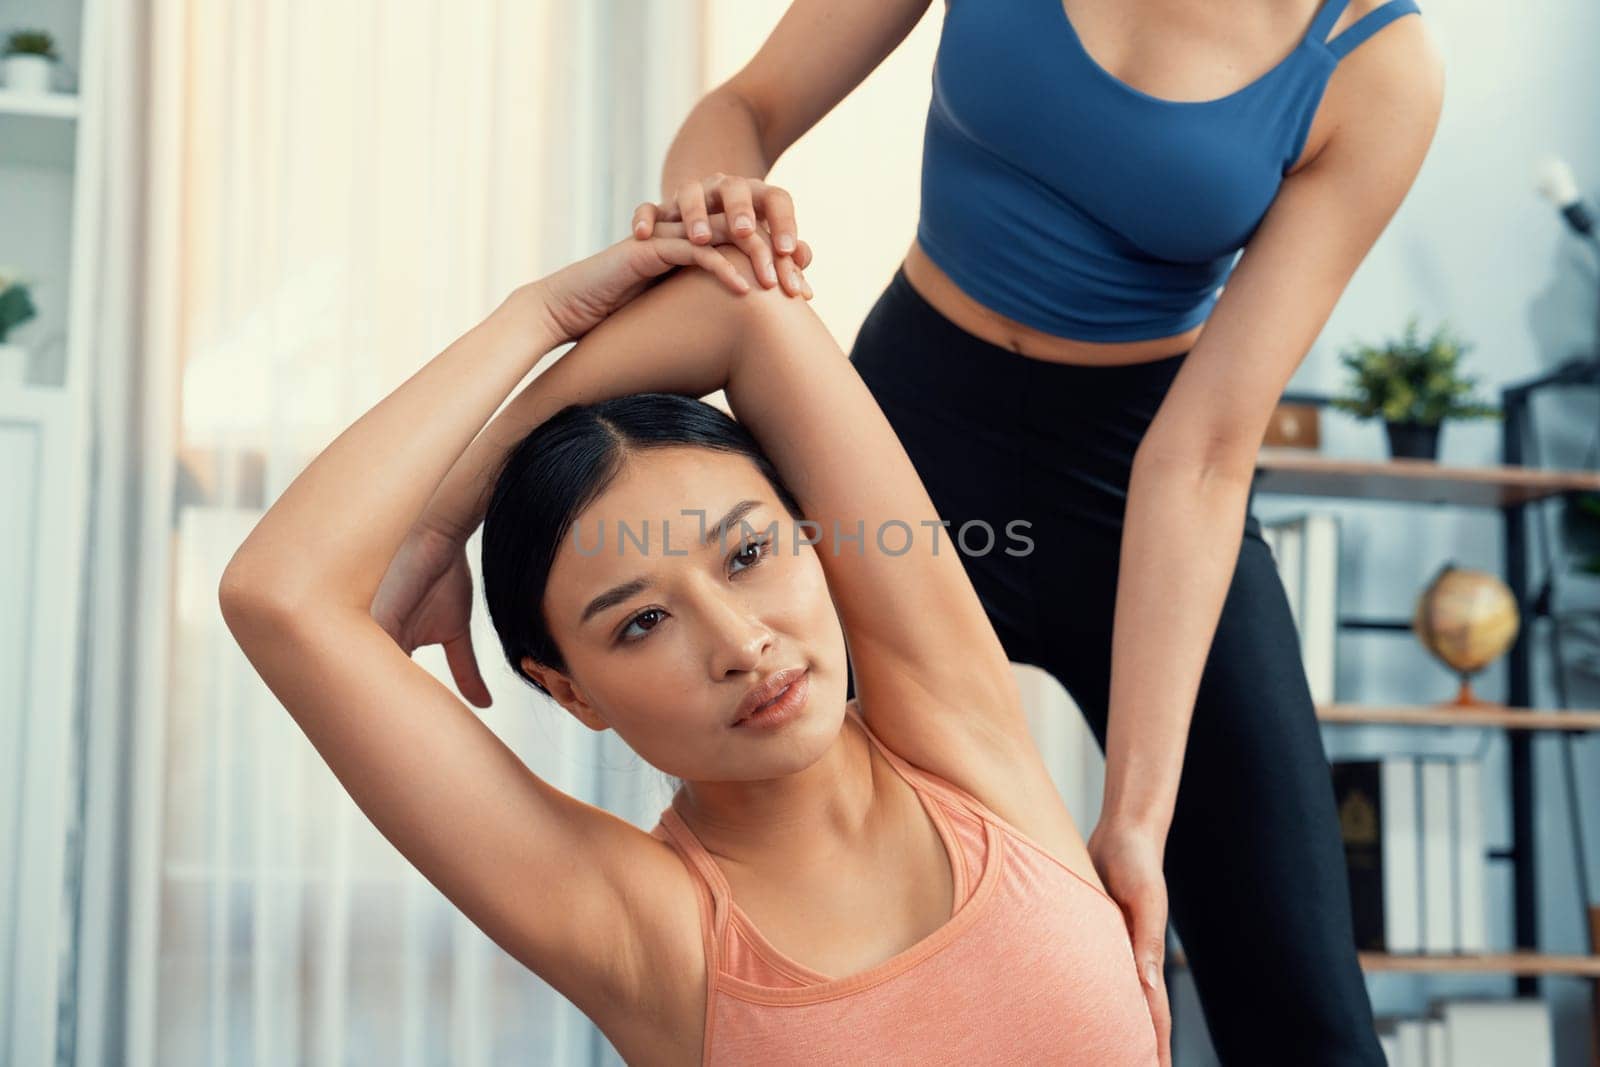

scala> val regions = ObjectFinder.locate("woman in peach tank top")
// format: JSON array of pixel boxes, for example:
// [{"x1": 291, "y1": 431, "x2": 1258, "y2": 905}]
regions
[{"x1": 222, "y1": 215, "x2": 1160, "y2": 1062}]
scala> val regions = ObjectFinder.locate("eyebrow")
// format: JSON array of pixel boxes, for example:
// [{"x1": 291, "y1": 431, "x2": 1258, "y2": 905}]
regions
[{"x1": 578, "y1": 499, "x2": 765, "y2": 626}]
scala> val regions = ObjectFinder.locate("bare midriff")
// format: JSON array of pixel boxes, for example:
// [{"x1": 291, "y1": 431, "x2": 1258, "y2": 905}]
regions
[{"x1": 900, "y1": 238, "x2": 1204, "y2": 367}]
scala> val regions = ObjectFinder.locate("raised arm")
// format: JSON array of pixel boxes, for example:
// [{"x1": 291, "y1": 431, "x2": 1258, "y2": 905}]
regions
[
  {"x1": 423, "y1": 225, "x2": 1048, "y2": 797},
  {"x1": 216, "y1": 234, "x2": 760, "y2": 1058}
]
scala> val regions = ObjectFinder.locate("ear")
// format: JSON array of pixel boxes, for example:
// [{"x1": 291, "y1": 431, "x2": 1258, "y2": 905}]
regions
[{"x1": 520, "y1": 655, "x2": 609, "y2": 732}]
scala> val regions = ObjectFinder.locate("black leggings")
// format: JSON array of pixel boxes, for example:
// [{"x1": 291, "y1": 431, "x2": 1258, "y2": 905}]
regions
[{"x1": 843, "y1": 269, "x2": 1383, "y2": 1066}]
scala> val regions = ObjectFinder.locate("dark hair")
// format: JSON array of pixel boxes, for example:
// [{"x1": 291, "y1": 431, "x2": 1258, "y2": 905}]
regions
[{"x1": 481, "y1": 392, "x2": 805, "y2": 700}]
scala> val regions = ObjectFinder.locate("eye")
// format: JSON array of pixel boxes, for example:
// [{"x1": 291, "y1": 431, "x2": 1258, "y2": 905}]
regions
[
  {"x1": 618, "y1": 607, "x2": 665, "y2": 643},
  {"x1": 729, "y1": 535, "x2": 774, "y2": 574},
  {"x1": 616, "y1": 536, "x2": 774, "y2": 646}
]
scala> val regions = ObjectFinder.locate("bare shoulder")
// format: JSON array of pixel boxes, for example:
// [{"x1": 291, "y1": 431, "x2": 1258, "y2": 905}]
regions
[
  {"x1": 1324, "y1": 0, "x2": 1444, "y2": 128},
  {"x1": 848, "y1": 696, "x2": 1108, "y2": 895},
  {"x1": 1295, "y1": 0, "x2": 1443, "y2": 173}
]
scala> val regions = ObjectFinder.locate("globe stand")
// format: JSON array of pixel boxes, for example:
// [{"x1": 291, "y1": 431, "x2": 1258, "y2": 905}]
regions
[{"x1": 1447, "y1": 673, "x2": 1491, "y2": 708}]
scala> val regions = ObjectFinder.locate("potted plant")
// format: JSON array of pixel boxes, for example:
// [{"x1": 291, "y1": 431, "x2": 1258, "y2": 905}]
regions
[
  {"x1": 1329, "y1": 316, "x2": 1501, "y2": 460},
  {"x1": 0, "y1": 269, "x2": 37, "y2": 384},
  {"x1": 2, "y1": 29, "x2": 58, "y2": 94}
]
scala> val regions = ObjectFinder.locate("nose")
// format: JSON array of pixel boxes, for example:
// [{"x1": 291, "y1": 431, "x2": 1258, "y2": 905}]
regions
[{"x1": 702, "y1": 587, "x2": 774, "y2": 678}]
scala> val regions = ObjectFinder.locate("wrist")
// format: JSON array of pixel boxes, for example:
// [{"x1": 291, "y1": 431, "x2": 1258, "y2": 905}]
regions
[
  {"x1": 1095, "y1": 805, "x2": 1171, "y2": 845},
  {"x1": 496, "y1": 281, "x2": 569, "y2": 350}
]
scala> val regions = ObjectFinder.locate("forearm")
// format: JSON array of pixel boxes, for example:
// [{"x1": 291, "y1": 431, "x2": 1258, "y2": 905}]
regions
[
  {"x1": 660, "y1": 87, "x2": 773, "y2": 198},
  {"x1": 222, "y1": 288, "x2": 565, "y2": 612},
  {"x1": 1099, "y1": 451, "x2": 1257, "y2": 840},
  {"x1": 421, "y1": 266, "x2": 753, "y2": 543}
]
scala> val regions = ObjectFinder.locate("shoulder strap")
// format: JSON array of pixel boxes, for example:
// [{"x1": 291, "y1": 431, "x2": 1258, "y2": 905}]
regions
[
  {"x1": 845, "y1": 705, "x2": 985, "y2": 817},
  {"x1": 1324, "y1": 0, "x2": 1422, "y2": 60},
  {"x1": 1304, "y1": 0, "x2": 1353, "y2": 46}
]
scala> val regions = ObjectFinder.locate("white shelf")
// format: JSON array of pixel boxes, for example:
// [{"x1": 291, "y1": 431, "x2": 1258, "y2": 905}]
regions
[{"x1": 0, "y1": 89, "x2": 80, "y2": 119}]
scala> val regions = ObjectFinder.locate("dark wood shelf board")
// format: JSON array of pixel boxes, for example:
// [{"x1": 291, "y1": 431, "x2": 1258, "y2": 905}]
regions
[
  {"x1": 1358, "y1": 952, "x2": 1600, "y2": 977},
  {"x1": 1317, "y1": 703, "x2": 1600, "y2": 731},
  {"x1": 1254, "y1": 449, "x2": 1600, "y2": 507},
  {"x1": 1171, "y1": 950, "x2": 1600, "y2": 977}
]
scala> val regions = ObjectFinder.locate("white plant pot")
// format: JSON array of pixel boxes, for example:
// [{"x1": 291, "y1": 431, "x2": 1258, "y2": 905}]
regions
[
  {"x1": 0, "y1": 342, "x2": 27, "y2": 385},
  {"x1": 2, "y1": 54, "x2": 54, "y2": 94}
]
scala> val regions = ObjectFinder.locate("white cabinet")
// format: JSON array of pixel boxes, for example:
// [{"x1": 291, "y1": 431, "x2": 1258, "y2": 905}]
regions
[{"x1": 1, "y1": 0, "x2": 102, "y2": 1061}]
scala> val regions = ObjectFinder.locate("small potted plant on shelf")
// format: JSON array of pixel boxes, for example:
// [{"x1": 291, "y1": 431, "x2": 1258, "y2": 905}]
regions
[
  {"x1": 0, "y1": 269, "x2": 37, "y2": 384},
  {"x1": 1329, "y1": 316, "x2": 1500, "y2": 460},
  {"x1": 2, "y1": 29, "x2": 58, "y2": 94}
]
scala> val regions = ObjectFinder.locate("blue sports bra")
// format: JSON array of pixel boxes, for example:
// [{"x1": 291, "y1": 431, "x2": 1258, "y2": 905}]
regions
[{"x1": 916, "y1": 0, "x2": 1423, "y2": 342}]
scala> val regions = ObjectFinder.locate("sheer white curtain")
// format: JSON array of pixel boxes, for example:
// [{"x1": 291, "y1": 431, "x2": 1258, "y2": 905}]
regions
[{"x1": 119, "y1": 2, "x2": 698, "y2": 1063}]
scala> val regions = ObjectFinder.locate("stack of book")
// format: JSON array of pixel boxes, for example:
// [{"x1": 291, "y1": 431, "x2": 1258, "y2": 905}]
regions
[
  {"x1": 1330, "y1": 757, "x2": 1488, "y2": 954},
  {"x1": 1379, "y1": 999, "x2": 1552, "y2": 1066},
  {"x1": 1261, "y1": 512, "x2": 1339, "y2": 705}
]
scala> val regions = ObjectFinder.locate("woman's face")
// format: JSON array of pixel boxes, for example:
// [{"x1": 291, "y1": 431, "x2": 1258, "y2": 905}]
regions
[{"x1": 531, "y1": 446, "x2": 848, "y2": 782}]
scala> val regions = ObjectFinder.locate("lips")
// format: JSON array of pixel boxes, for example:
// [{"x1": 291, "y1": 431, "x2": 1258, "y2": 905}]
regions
[{"x1": 733, "y1": 666, "x2": 807, "y2": 725}]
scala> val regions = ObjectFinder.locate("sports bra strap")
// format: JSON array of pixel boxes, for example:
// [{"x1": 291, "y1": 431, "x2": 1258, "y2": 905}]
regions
[
  {"x1": 1305, "y1": 0, "x2": 1353, "y2": 45},
  {"x1": 1322, "y1": 0, "x2": 1422, "y2": 60}
]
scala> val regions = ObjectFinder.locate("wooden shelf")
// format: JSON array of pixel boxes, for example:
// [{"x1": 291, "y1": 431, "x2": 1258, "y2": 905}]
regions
[
  {"x1": 1359, "y1": 952, "x2": 1600, "y2": 977},
  {"x1": 1172, "y1": 950, "x2": 1600, "y2": 977},
  {"x1": 1317, "y1": 703, "x2": 1600, "y2": 731},
  {"x1": 1254, "y1": 448, "x2": 1600, "y2": 507}
]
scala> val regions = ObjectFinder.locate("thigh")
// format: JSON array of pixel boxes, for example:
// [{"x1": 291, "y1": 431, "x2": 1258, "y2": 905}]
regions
[{"x1": 1037, "y1": 532, "x2": 1384, "y2": 1065}]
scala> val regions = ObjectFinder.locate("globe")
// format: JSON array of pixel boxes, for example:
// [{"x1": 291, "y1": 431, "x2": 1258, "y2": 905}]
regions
[{"x1": 1412, "y1": 563, "x2": 1521, "y2": 706}]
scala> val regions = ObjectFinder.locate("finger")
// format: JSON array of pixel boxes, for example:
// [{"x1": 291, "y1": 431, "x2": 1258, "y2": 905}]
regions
[
  {"x1": 738, "y1": 230, "x2": 779, "y2": 290},
  {"x1": 753, "y1": 181, "x2": 800, "y2": 256},
  {"x1": 685, "y1": 207, "x2": 778, "y2": 288},
  {"x1": 690, "y1": 243, "x2": 754, "y2": 294},
  {"x1": 443, "y1": 631, "x2": 493, "y2": 709},
  {"x1": 792, "y1": 239, "x2": 814, "y2": 271},
  {"x1": 773, "y1": 253, "x2": 806, "y2": 297},
  {"x1": 630, "y1": 201, "x2": 658, "y2": 240},
  {"x1": 674, "y1": 182, "x2": 714, "y2": 244},
  {"x1": 654, "y1": 215, "x2": 739, "y2": 246},
  {"x1": 1147, "y1": 974, "x2": 1173, "y2": 1067},
  {"x1": 630, "y1": 233, "x2": 747, "y2": 294},
  {"x1": 1133, "y1": 896, "x2": 1168, "y2": 996},
  {"x1": 649, "y1": 218, "x2": 689, "y2": 241},
  {"x1": 718, "y1": 178, "x2": 760, "y2": 242}
]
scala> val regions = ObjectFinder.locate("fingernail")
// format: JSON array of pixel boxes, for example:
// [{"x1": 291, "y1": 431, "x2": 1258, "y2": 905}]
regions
[
  {"x1": 1143, "y1": 962, "x2": 1160, "y2": 989},
  {"x1": 692, "y1": 221, "x2": 710, "y2": 240},
  {"x1": 777, "y1": 234, "x2": 796, "y2": 253},
  {"x1": 735, "y1": 214, "x2": 753, "y2": 233},
  {"x1": 762, "y1": 263, "x2": 778, "y2": 286},
  {"x1": 801, "y1": 278, "x2": 814, "y2": 299},
  {"x1": 633, "y1": 220, "x2": 647, "y2": 237}
]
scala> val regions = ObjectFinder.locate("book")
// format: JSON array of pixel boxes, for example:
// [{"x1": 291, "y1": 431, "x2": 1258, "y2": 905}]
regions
[
  {"x1": 1439, "y1": 998, "x2": 1552, "y2": 1066},
  {"x1": 1331, "y1": 758, "x2": 1421, "y2": 952},
  {"x1": 1394, "y1": 1018, "x2": 1427, "y2": 1067},
  {"x1": 1452, "y1": 760, "x2": 1488, "y2": 953},
  {"x1": 1261, "y1": 512, "x2": 1340, "y2": 705},
  {"x1": 1377, "y1": 1026, "x2": 1400, "y2": 1066},
  {"x1": 1420, "y1": 759, "x2": 1457, "y2": 954},
  {"x1": 1424, "y1": 1017, "x2": 1447, "y2": 1067}
]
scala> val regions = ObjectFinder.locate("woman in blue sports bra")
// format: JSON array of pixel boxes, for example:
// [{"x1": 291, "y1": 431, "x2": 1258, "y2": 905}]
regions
[{"x1": 634, "y1": 2, "x2": 1442, "y2": 1063}]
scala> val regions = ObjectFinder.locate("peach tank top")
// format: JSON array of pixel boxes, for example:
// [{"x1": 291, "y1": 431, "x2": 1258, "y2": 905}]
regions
[{"x1": 648, "y1": 708, "x2": 1159, "y2": 1066}]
